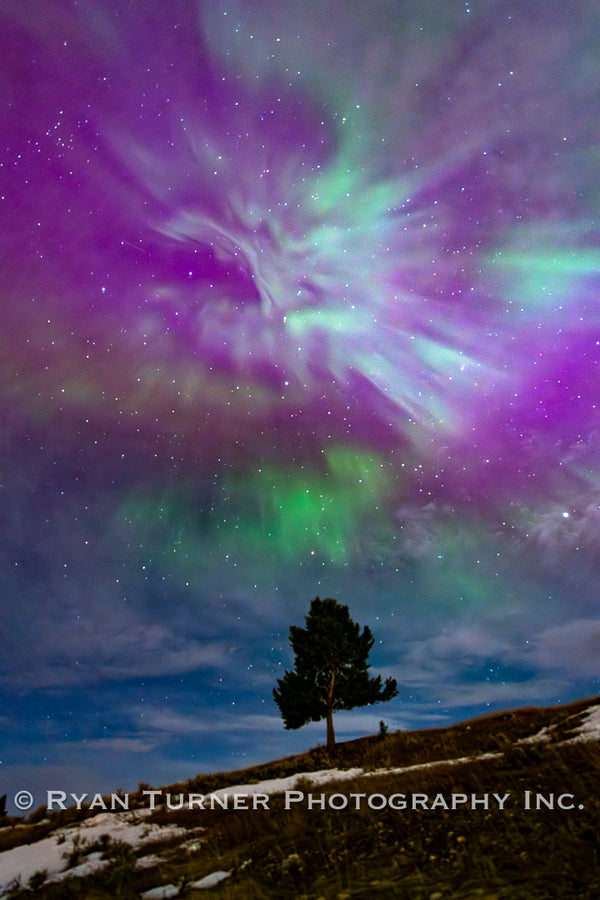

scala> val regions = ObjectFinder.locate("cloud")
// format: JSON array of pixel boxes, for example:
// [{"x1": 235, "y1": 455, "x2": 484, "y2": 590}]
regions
[
  {"x1": 531, "y1": 618, "x2": 600, "y2": 677},
  {"x1": 137, "y1": 708, "x2": 285, "y2": 737},
  {"x1": 81, "y1": 737, "x2": 158, "y2": 754},
  {"x1": 135, "y1": 706, "x2": 406, "y2": 746},
  {"x1": 6, "y1": 607, "x2": 240, "y2": 688}
]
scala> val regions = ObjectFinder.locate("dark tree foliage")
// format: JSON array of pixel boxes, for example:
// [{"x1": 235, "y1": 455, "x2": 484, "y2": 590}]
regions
[{"x1": 273, "y1": 597, "x2": 398, "y2": 751}]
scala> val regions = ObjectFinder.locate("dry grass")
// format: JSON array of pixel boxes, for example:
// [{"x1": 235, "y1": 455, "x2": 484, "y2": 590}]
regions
[{"x1": 4, "y1": 695, "x2": 600, "y2": 899}]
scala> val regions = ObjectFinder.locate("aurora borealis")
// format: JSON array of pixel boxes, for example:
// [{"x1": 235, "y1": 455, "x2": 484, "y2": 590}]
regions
[{"x1": 3, "y1": 0, "x2": 600, "y2": 804}]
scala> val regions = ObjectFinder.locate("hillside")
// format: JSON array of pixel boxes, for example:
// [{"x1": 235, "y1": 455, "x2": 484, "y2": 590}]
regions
[{"x1": 2, "y1": 695, "x2": 600, "y2": 898}]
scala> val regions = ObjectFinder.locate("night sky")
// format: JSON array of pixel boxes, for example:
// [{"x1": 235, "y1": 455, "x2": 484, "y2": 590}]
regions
[{"x1": 3, "y1": 0, "x2": 600, "y2": 805}]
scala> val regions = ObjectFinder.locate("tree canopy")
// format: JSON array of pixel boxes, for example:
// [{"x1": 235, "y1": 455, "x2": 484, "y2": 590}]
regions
[{"x1": 273, "y1": 597, "x2": 398, "y2": 751}]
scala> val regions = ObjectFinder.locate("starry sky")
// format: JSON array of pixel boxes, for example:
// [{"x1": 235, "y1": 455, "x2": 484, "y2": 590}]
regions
[{"x1": 2, "y1": 0, "x2": 600, "y2": 806}]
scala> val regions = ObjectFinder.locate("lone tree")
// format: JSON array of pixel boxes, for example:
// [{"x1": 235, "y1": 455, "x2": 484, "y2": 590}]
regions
[{"x1": 273, "y1": 597, "x2": 398, "y2": 752}]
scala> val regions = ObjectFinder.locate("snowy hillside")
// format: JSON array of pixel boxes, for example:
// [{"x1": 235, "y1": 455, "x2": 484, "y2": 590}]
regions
[{"x1": 2, "y1": 698, "x2": 600, "y2": 898}]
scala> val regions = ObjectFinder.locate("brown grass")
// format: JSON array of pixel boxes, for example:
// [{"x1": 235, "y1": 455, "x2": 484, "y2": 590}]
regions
[{"x1": 5, "y1": 694, "x2": 600, "y2": 899}]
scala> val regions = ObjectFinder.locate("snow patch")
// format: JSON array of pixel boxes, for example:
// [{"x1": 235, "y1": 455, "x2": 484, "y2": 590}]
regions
[
  {"x1": 140, "y1": 886, "x2": 181, "y2": 899},
  {"x1": 0, "y1": 811, "x2": 186, "y2": 897},
  {"x1": 140, "y1": 871, "x2": 230, "y2": 897},
  {"x1": 517, "y1": 724, "x2": 556, "y2": 745},
  {"x1": 564, "y1": 704, "x2": 600, "y2": 743},
  {"x1": 189, "y1": 869, "x2": 231, "y2": 889}
]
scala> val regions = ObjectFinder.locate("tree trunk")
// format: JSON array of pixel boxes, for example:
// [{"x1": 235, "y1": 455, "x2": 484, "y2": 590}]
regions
[
  {"x1": 326, "y1": 669, "x2": 336, "y2": 752},
  {"x1": 326, "y1": 706, "x2": 335, "y2": 753}
]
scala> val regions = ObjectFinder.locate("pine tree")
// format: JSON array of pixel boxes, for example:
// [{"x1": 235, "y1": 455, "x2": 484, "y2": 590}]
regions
[{"x1": 273, "y1": 597, "x2": 398, "y2": 752}]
